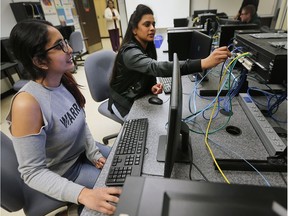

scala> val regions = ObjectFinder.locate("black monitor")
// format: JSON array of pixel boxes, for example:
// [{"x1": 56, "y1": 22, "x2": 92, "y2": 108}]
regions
[
  {"x1": 157, "y1": 53, "x2": 191, "y2": 178},
  {"x1": 173, "y1": 18, "x2": 188, "y2": 27},
  {"x1": 115, "y1": 176, "x2": 287, "y2": 216},
  {"x1": 168, "y1": 29, "x2": 193, "y2": 61},
  {"x1": 189, "y1": 30, "x2": 212, "y2": 82},
  {"x1": 219, "y1": 23, "x2": 259, "y2": 47},
  {"x1": 193, "y1": 9, "x2": 217, "y2": 18},
  {"x1": 167, "y1": 29, "x2": 208, "y2": 61}
]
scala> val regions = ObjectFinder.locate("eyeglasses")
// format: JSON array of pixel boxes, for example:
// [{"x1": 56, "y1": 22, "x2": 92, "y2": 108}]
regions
[{"x1": 44, "y1": 39, "x2": 69, "y2": 53}]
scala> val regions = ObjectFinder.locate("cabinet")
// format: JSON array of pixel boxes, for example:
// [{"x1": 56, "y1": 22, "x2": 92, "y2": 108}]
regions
[{"x1": 10, "y1": 2, "x2": 45, "y2": 22}]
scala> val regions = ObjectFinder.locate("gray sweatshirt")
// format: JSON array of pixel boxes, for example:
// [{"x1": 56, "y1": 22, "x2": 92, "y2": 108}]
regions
[{"x1": 6, "y1": 81, "x2": 103, "y2": 204}]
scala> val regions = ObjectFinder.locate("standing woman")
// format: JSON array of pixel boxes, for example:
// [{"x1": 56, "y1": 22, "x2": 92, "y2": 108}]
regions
[
  {"x1": 7, "y1": 19, "x2": 121, "y2": 215},
  {"x1": 104, "y1": 0, "x2": 121, "y2": 52}
]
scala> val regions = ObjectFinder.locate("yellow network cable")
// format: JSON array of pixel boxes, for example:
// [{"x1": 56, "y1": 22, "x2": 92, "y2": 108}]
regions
[{"x1": 204, "y1": 52, "x2": 251, "y2": 184}]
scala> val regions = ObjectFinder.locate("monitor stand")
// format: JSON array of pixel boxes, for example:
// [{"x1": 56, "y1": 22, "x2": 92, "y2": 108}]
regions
[{"x1": 157, "y1": 122, "x2": 191, "y2": 163}]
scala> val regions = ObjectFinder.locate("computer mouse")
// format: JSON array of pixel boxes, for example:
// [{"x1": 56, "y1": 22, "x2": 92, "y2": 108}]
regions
[{"x1": 148, "y1": 96, "x2": 163, "y2": 105}]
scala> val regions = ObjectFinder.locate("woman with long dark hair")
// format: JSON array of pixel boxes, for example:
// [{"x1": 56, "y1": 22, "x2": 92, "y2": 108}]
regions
[
  {"x1": 7, "y1": 19, "x2": 121, "y2": 215},
  {"x1": 108, "y1": 4, "x2": 231, "y2": 120}
]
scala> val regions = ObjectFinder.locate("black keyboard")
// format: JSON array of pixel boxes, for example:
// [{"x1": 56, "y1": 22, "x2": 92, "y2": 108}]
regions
[
  {"x1": 105, "y1": 118, "x2": 148, "y2": 186},
  {"x1": 159, "y1": 77, "x2": 172, "y2": 94}
]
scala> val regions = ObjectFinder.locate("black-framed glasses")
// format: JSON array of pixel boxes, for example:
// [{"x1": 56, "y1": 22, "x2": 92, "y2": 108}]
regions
[{"x1": 44, "y1": 39, "x2": 69, "y2": 53}]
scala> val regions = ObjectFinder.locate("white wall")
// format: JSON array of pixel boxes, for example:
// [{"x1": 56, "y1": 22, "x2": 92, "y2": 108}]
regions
[
  {"x1": 208, "y1": 0, "x2": 278, "y2": 17},
  {"x1": 1, "y1": 0, "x2": 40, "y2": 38},
  {"x1": 0, "y1": 0, "x2": 282, "y2": 38},
  {"x1": 124, "y1": 0, "x2": 190, "y2": 28},
  {"x1": 1, "y1": 0, "x2": 17, "y2": 38}
]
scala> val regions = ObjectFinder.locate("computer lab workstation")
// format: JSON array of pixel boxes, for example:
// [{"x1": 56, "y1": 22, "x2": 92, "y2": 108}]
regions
[{"x1": 81, "y1": 8, "x2": 287, "y2": 216}]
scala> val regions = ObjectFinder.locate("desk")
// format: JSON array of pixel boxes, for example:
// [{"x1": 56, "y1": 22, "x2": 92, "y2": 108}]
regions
[{"x1": 81, "y1": 75, "x2": 287, "y2": 216}]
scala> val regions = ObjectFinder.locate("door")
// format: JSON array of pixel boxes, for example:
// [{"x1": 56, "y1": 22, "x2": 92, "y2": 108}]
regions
[
  {"x1": 94, "y1": 0, "x2": 109, "y2": 38},
  {"x1": 74, "y1": 0, "x2": 102, "y2": 53},
  {"x1": 94, "y1": 0, "x2": 122, "y2": 38}
]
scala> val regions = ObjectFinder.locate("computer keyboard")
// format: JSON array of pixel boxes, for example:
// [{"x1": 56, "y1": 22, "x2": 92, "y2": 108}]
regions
[
  {"x1": 105, "y1": 118, "x2": 148, "y2": 186},
  {"x1": 159, "y1": 77, "x2": 172, "y2": 94}
]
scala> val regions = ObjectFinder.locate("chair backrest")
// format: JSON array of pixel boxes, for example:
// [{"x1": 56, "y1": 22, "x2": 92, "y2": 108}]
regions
[
  {"x1": 1, "y1": 132, "x2": 67, "y2": 215},
  {"x1": 69, "y1": 31, "x2": 83, "y2": 54},
  {"x1": 1, "y1": 132, "x2": 25, "y2": 212},
  {"x1": 84, "y1": 50, "x2": 116, "y2": 102}
]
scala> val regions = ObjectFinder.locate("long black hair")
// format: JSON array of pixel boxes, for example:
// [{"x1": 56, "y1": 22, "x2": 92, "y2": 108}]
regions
[
  {"x1": 110, "y1": 4, "x2": 157, "y2": 82},
  {"x1": 9, "y1": 19, "x2": 86, "y2": 107}
]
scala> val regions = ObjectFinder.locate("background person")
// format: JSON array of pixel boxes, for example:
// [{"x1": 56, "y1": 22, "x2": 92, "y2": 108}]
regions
[
  {"x1": 104, "y1": 0, "x2": 121, "y2": 52},
  {"x1": 240, "y1": 4, "x2": 261, "y2": 26},
  {"x1": 108, "y1": 4, "x2": 231, "y2": 120},
  {"x1": 235, "y1": 0, "x2": 259, "y2": 20},
  {"x1": 8, "y1": 19, "x2": 121, "y2": 215}
]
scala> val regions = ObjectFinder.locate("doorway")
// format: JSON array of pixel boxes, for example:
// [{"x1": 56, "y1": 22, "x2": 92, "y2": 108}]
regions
[
  {"x1": 74, "y1": 0, "x2": 102, "y2": 53},
  {"x1": 94, "y1": 0, "x2": 122, "y2": 38}
]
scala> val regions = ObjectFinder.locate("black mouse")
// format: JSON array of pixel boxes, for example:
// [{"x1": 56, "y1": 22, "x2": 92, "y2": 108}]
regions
[{"x1": 148, "y1": 96, "x2": 163, "y2": 105}]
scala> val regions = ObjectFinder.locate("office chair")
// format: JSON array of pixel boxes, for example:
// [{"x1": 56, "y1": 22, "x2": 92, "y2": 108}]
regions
[
  {"x1": 69, "y1": 31, "x2": 85, "y2": 70},
  {"x1": 84, "y1": 50, "x2": 124, "y2": 145},
  {"x1": 0, "y1": 132, "x2": 69, "y2": 216}
]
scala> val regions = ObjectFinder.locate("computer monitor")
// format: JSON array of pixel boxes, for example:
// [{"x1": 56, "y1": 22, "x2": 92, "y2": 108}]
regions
[
  {"x1": 219, "y1": 23, "x2": 259, "y2": 47},
  {"x1": 157, "y1": 53, "x2": 191, "y2": 178},
  {"x1": 189, "y1": 30, "x2": 212, "y2": 81},
  {"x1": 168, "y1": 29, "x2": 193, "y2": 61},
  {"x1": 167, "y1": 29, "x2": 208, "y2": 61},
  {"x1": 115, "y1": 176, "x2": 287, "y2": 216},
  {"x1": 193, "y1": 9, "x2": 217, "y2": 18},
  {"x1": 173, "y1": 18, "x2": 188, "y2": 27}
]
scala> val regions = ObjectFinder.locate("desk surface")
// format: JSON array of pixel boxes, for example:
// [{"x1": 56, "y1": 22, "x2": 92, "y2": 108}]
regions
[{"x1": 81, "y1": 74, "x2": 287, "y2": 216}]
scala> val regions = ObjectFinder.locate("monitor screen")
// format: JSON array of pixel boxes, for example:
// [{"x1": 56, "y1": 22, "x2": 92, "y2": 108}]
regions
[
  {"x1": 193, "y1": 9, "x2": 217, "y2": 18},
  {"x1": 173, "y1": 18, "x2": 188, "y2": 27},
  {"x1": 189, "y1": 30, "x2": 212, "y2": 82},
  {"x1": 167, "y1": 29, "x2": 208, "y2": 61},
  {"x1": 219, "y1": 23, "x2": 259, "y2": 47},
  {"x1": 190, "y1": 30, "x2": 212, "y2": 59},
  {"x1": 157, "y1": 53, "x2": 191, "y2": 178},
  {"x1": 115, "y1": 176, "x2": 287, "y2": 216},
  {"x1": 168, "y1": 29, "x2": 193, "y2": 61}
]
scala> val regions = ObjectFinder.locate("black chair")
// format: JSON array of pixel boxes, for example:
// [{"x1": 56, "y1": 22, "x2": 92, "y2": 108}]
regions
[
  {"x1": 69, "y1": 31, "x2": 85, "y2": 70},
  {"x1": 1, "y1": 132, "x2": 69, "y2": 216}
]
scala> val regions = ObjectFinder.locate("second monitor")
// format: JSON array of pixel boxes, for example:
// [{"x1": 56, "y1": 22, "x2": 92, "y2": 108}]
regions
[{"x1": 168, "y1": 30, "x2": 212, "y2": 61}]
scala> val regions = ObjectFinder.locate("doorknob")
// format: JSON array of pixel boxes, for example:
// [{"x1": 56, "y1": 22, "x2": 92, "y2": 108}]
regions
[{"x1": 82, "y1": 22, "x2": 86, "y2": 25}]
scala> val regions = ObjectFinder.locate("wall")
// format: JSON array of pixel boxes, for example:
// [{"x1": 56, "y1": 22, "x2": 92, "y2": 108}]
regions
[
  {"x1": 1, "y1": 0, "x2": 25, "y2": 37},
  {"x1": 0, "y1": 0, "x2": 282, "y2": 38},
  {"x1": 208, "y1": 0, "x2": 278, "y2": 17},
  {"x1": 124, "y1": 0, "x2": 190, "y2": 28}
]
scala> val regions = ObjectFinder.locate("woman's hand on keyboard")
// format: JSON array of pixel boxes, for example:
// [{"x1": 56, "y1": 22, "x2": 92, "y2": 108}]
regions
[{"x1": 78, "y1": 187, "x2": 122, "y2": 215}]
